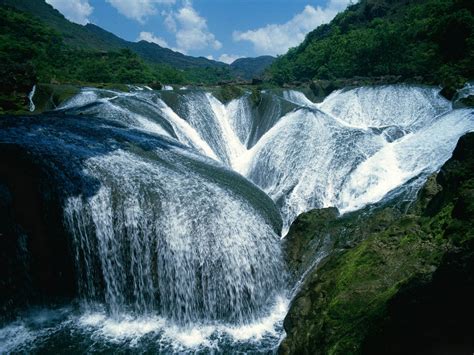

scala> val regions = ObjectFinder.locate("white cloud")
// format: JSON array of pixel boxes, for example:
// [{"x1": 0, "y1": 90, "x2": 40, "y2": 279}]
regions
[
  {"x1": 218, "y1": 54, "x2": 243, "y2": 65},
  {"x1": 106, "y1": 0, "x2": 175, "y2": 23},
  {"x1": 163, "y1": 11, "x2": 177, "y2": 32},
  {"x1": 166, "y1": 2, "x2": 222, "y2": 53},
  {"x1": 138, "y1": 31, "x2": 169, "y2": 48},
  {"x1": 233, "y1": 0, "x2": 352, "y2": 56},
  {"x1": 206, "y1": 55, "x2": 214, "y2": 60},
  {"x1": 46, "y1": 0, "x2": 93, "y2": 25}
]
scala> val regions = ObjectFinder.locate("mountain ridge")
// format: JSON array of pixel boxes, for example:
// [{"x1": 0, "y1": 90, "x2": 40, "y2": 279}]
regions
[
  {"x1": 0, "y1": 0, "x2": 275, "y2": 78},
  {"x1": 0, "y1": 0, "x2": 231, "y2": 70}
]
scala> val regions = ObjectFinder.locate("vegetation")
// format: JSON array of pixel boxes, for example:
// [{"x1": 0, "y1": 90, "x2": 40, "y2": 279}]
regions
[
  {"x1": 230, "y1": 56, "x2": 276, "y2": 80},
  {"x1": 269, "y1": 0, "x2": 474, "y2": 95},
  {"x1": 0, "y1": 5, "x2": 236, "y2": 113},
  {"x1": 280, "y1": 133, "x2": 474, "y2": 354}
]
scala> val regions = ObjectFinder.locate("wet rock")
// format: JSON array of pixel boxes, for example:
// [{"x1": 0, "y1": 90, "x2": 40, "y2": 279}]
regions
[{"x1": 280, "y1": 133, "x2": 474, "y2": 354}]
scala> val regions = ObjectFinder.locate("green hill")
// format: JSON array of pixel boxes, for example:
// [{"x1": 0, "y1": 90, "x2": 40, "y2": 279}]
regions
[
  {"x1": 269, "y1": 0, "x2": 474, "y2": 95},
  {"x1": 230, "y1": 56, "x2": 276, "y2": 80},
  {"x1": 0, "y1": 0, "x2": 123, "y2": 50},
  {"x1": 0, "y1": 0, "x2": 227, "y2": 70}
]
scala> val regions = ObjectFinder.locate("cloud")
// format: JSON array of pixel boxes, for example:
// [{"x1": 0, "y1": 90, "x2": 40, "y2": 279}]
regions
[
  {"x1": 206, "y1": 55, "x2": 214, "y2": 60},
  {"x1": 233, "y1": 0, "x2": 352, "y2": 56},
  {"x1": 138, "y1": 31, "x2": 169, "y2": 48},
  {"x1": 106, "y1": 0, "x2": 175, "y2": 23},
  {"x1": 166, "y1": 2, "x2": 222, "y2": 53},
  {"x1": 218, "y1": 54, "x2": 243, "y2": 65},
  {"x1": 45, "y1": 0, "x2": 93, "y2": 25}
]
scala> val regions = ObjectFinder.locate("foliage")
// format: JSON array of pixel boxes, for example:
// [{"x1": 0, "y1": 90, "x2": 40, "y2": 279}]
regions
[
  {"x1": 269, "y1": 0, "x2": 474, "y2": 91},
  {"x1": 213, "y1": 85, "x2": 245, "y2": 103},
  {"x1": 0, "y1": 5, "x2": 237, "y2": 113}
]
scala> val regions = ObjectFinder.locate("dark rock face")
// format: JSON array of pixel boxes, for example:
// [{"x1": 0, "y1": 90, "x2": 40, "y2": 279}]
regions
[
  {"x1": 280, "y1": 133, "x2": 474, "y2": 354},
  {"x1": 453, "y1": 94, "x2": 474, "y2": 109},
  {"x1": 0, "y1": 146, "x2": 76, "y2": 320},
  {"x1": 0, "y1": 114, "x2": 175, "y2": 318}
]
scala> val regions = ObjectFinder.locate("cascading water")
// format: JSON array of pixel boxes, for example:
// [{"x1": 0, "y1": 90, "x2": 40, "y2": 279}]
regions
[
  {"x1": 0, "y1": 114, "x2": 286, "y2": 352},
  {"x1": 27, "y1": 85, "x2": 36, "y2": 112},
  {"x1": 1, "y1": 83, "x2": 473, "y2": 353},
  {"x1": 64, "y1": 148, "x2": 283, "y2": 323},
  {"x1": 55, "y1": 84, "x2": 474, "y2": 234},
  {"x1": 244, "y1": 85, "x2": 474, "y2": 232}
]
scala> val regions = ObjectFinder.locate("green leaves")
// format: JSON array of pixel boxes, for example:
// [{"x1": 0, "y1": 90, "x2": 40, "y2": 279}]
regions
[{"x1": 269, "y1": 0, "x2": 474, "y2": 87}]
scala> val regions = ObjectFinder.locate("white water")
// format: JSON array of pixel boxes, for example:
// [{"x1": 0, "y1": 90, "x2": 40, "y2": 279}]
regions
[
  {"x1": 27, "y1": 85, "x2": 36, "y2": 112},
  {"x1": 0, "y1": 297, "x2": 288, "y2": 353},
  {"x1": 249, "y1": 86, "x2": 473, "y2": 233},
  {"x1": 64, "y1": 146, "x2": 284, "y2": 323},
  {"x1": 319, "y1": 86, "x2": 451, "y2": 130},
  {"x1": 59, "y1": 85, "x2": 474, "y2": 235},
  {"x1": 3, "y1": 84, "x2": 473, "y2": 352}
]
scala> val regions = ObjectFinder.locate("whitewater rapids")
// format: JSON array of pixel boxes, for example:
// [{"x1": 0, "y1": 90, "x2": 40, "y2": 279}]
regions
[
  {"x1": 59, "y1": 85, "x2": 474, "y2": 234},
  {"x1": 1, "y1": 84, "x2": 473, "y2": 353}
]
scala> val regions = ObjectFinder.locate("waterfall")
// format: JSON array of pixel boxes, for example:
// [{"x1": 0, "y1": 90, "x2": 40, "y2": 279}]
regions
[
  {"x1": 59, "y1": 85, "x2": 474, "y2": 235},
  {"x1": 245, "y1": 86, "x2": 473, "y2": 233},
  {"x1": 0, "y1": 114, "x2": 284, "y2": 327},
  {"x1": 1, "y1": 83, "x2": 473, "y2": 352},
  {"x1": 64, "y1": 147, "x2": 284, "y2": 323},
  {"x1": 27, "y1": 85, "x2": 36, "y2": 112}
]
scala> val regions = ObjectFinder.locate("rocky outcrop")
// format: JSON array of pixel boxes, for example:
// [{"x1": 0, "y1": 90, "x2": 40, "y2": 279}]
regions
[
  {"x1": 280, "y1": 133, "x2": 474, "y2": 354},
  {"x1": 0, "y1": 146, "x2": 76, "y2": 320}
]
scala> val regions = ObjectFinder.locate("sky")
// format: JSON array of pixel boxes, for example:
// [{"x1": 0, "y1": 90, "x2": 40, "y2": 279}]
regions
[{"x1": 45, "y1": 0, "x2": 352, "y2": 64}]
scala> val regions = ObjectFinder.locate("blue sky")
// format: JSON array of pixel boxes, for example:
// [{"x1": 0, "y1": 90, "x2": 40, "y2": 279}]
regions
[{"x1": 45, "y1": 0, "x2": 351, "y2": 63}]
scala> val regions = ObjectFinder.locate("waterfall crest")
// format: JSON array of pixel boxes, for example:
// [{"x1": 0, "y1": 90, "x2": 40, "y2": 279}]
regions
[
  {"x1": 60, "y1": 85, "x2": 474, "y2": 235},
  {"x1": 0, "y1": 115, "x2": 284, "y2": 326}
]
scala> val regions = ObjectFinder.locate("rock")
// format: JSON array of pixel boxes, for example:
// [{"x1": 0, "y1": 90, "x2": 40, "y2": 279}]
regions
[
  {"x1": 453, "y1": 94, "x2": 474, "y2": 108},
  {"x1": 0, "y1": 145, "x2": 76, "y2": 320},
  {"x1": 33, "y1": 84, "x2": 80, "y2": 113},
  {"x1": 148, "y1": 81, "x2": 163, "y2": 90},
  {"x1": 280, "y1": 133, "x2": 474, "y2": 354}
]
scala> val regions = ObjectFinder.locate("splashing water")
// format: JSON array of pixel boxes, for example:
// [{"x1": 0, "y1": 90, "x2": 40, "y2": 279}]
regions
[
  {"x1": 2, "y1": 84, "x2": 473, "y2": 352},
  {"x1": 57, "y1": 85, "x2": 474, "y2": 235},
  {"x1": 27, "y1": 85, "x2": 36, "y2": 112},
  {"x1": 65, "y1": 148, "x2": 284, "y2": 323}
]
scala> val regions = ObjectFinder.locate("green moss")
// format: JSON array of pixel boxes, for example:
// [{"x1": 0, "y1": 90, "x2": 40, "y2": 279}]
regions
[
  {"x1": 32, "y1": 84, "x2": 80, "y2": 113},
  {"x1": 250, "y1": 87, "x2": 262, "y2": 106},
  {"x1": 213, "y1": 85, "x2": 245, "y2": 103},
  {"x1": 454, "y1": 95, "x2": 474, "y2": 108},
  {"x1": 281, "y1": 133, "x2": 474, "y2": 355}
]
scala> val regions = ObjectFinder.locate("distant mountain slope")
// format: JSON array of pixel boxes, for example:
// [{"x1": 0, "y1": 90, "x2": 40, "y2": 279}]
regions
[
  {"x1": 269, "y1": 0, "x2": 474, "y2": 92},
  {"x1": 230, "y1": 56, "x2": 275, "y2": 80},
  {"x1": 0, "y1": 0, "x2": 228, "y2": 70},
  {"x1": 0, "y1": 0, "x2": 122, "y2": 50},
  {"x1": 0, "y1": 0, "x2": 275, "y2": 81},
  {"x1": 126, "y1": 41, "x2": 227, "y2": 69}
]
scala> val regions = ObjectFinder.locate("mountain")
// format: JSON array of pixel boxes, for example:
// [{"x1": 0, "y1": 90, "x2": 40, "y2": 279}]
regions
[
  {"x1": 269, "y1": 0, "x2": 474, "y2": 94},
  {"x1": 0, "y1": 0, "x2": 227, "y2": 70},
  {"x1": 0, "y1": 0, "x2": 121, "y2": 51},
  {"x1": 230, "y1": 56, "x2": 275, "y2": 80}
]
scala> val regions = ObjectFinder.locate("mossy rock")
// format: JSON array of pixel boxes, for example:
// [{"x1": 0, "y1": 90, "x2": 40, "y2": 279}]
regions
[
  {"x1": 33, "y1": 84, "x2": 80, "y2": 113},
  {"x1": 453, "y1": 94, "x2": 474, "y2": 109},
  {"x1": 213, "y1": 85, "x2": 245, "y2": 103},
  {"x1": 93, "y1": 83, "x2": 130, "y2": 92},
  {"x1": 280, "y1": 133, "x2": 474, "y2": 355}
]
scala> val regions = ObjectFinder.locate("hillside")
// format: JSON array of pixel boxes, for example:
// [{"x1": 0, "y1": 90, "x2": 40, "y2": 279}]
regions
[
  {"x1": 269, "y1": 0, "x2": 474, "y2": 95},
  {"x1": 230, "y1": 56, "x2": 275, "y2": 80},
  {"x1": 0, "y1": 0, "x2": 228, "y2": 70}
]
